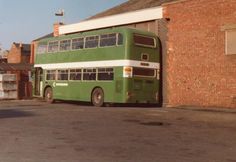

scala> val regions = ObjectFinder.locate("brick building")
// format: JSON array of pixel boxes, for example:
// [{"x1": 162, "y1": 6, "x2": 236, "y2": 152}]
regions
[
  {"x1": 6, "y1": 42, "x2": 32, "y2": 99},
  {"x1": 163, "y1": 0, "x2": 236, "y2": 108},
  {"x1": 33, "y1": 0, "x2": 236, "y2": 108},
  {"x1": 8, "y1": 42, "x2": 31, "y2": 64},
  {"x1": 84, "y1": 0, "x2": 236, "y2": 108}
]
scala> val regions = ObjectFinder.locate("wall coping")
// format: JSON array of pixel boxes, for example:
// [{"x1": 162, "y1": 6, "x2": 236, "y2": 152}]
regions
[
  {"x1": 162, "y1": 0, "x2": 188, "y2": 6},
  {"x1": 221, "y1": 24, "x2": 236, "y2": 31}
]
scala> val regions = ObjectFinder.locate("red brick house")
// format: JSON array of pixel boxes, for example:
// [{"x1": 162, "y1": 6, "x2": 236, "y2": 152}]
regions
[
  {"x1": 8, "y1": 42, "x2": 31, "y2": 64},
  {"x1": 5, "y1": 42, "x2": 32, "y2": 99}
]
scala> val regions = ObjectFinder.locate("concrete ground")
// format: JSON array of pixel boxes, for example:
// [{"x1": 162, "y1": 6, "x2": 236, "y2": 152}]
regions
[{"x1": 0, "y1": 100, "x2": 235, "y2": 162}]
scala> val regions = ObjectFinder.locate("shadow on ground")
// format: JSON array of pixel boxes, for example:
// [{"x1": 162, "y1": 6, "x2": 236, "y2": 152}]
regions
[
  {"x1": 0, "y1": 109, "x2": 35, "y2": 119},
  {"x1": 54, "y1": 100, "x2": 162, "y2": 108}
]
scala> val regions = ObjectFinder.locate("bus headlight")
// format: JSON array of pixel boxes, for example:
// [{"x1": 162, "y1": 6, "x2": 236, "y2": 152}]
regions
[{"x1": 123, "y1": 66, "x2": 133, "y2": 78}]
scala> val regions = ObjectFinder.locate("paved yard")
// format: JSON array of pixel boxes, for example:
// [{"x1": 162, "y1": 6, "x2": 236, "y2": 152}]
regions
[{"x1": 0, "y1": 100, "x2": 235, "y2": 162}]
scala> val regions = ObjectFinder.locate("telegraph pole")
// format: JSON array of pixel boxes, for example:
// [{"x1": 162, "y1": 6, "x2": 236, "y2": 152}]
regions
[{"x1": 55, "y1": 9, "x2": 65, "y2": 24}]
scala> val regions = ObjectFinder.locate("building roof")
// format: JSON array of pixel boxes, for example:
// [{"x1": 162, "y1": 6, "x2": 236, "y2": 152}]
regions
[
  {"x1": 89, "y1": 0, "x2": 176, "y2": 19},
  {"x1": 12, "y1": 42, "x2": 31, "y2": 56},
  {"x1": 13, "y1": 42, "x2": 31, "y2": 53},
  {"x1": 35, "y1": 0, "x2": 176, "y2": 40}
]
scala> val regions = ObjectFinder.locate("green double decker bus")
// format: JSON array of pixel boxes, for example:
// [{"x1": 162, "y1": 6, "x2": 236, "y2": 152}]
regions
[{"x1": 33, "y1": 27, "x2": 161, "y2": 106}]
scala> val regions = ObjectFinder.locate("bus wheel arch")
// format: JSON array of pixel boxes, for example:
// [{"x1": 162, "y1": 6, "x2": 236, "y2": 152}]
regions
[
  {"x1": 91, "y1": 87, "x2": 104, "y2": 107},
  {"x1": 44, "y1": 86, "x2": 54, "y2": 103}
]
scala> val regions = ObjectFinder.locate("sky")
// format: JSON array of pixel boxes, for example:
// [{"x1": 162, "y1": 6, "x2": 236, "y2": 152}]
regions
[{"x1": 0, "y1": 0, "x2": 127, "y2": 50}]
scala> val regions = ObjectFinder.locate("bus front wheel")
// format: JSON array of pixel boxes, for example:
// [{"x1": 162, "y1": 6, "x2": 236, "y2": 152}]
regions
[
  {"x1": 91, "y1": 88, "x2": 104, "y2": 107},
  {"x1": 44, "y1": 87, "x2": 54, "y2": 103}
]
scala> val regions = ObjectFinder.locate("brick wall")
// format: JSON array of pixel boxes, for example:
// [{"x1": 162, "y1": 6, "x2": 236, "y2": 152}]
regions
[
  {"x1": 163, "y1": 0, "x2": 236, "y2": 108},
  {"x1": 30, "y1": 41, "x2": 36, "y2": 64},
  {"x1": 7, "y1": 43, "x2": 30, "y2": 64},
  {"x1": 21, "y1": 54, "x2": 30, "y2": 63},
  {"x1": 53, "y1": 22, "x2": 64, "y2": 37},
  {"x1": 7, "y1": 44, "x2": 21, "y2": 63}
]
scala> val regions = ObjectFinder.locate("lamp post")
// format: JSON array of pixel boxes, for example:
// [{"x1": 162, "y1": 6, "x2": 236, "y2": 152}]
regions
[{"x1": 55, "y1": 9, "x2": 65, "y2": 24}]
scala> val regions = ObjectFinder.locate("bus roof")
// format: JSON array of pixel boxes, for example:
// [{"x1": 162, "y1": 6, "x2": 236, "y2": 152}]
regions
[{"x1": 37, "y1": 27, "x2": 157, "y2": 43}]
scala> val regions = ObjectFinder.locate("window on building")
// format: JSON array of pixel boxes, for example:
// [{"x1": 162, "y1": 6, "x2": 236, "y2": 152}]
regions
[
  {"x1": 97, "y1": 68, "x2": 114, "y2": 81},
  {"x1": 83, "y1": 68, "x2": 96, "y2": 80},
  {"x1": 72, "y1": 38, "x2": 84, "y2": 50},
  {"x1": 69, "y1": 69, "x2": 82, "y2": 80},
  {"x1": 57, "y1": 70, "x2": 69, "y2": 80},
  {"x1": 85, "y1": 36, "x2": 99, "y2": 48},
  {"x1": 46, "y1": 70, "x2": 56, "y2": 80},
  {"x1": 225, "y1": 29, "x2": 236, "y2": 55},
  {"x1": 60, "y1": 40, "x2": 71, "y2": 51},
  {"x1": 48, "y1": 41, "x2": 59, "y2": 53}
]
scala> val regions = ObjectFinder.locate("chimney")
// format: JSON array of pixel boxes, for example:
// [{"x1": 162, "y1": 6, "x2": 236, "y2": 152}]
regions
[{"x1": 53, "y1": 22, "x2": 64, "y2": 37}]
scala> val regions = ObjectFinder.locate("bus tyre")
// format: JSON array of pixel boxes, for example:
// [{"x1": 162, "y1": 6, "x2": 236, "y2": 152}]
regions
[
  {"x1": 92, "y1": 88, "x2": 104, "y2": 107},
  {"x1": 45, "y1": 87, "x2": 54, "y2": 103}
]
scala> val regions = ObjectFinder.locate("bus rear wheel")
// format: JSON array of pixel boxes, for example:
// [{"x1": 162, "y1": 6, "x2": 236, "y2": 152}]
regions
[
  {"x1": 44, "y1": 87, "x2": 54, "y2": 103},
  {"x1": 91, "y1": 88, "x2": 104, "y2": 107}
]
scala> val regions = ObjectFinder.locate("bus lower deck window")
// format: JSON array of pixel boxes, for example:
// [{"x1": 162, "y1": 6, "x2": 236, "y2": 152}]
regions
[
  {"x1": 98, "y1": 68, "x2": 114, "y2": 80},
  {"x1": 57, "y1": 70, "x2": 69, "y2": 80},
  {"x1": 70, "y1": 69, "x2": 82, "y2": 80},
  {"x1": 83, "y1": 68, "x2": 96, "y2": 80},
  {"x1": 46, "y1": 70, "x2": 56, "y2": 80}
]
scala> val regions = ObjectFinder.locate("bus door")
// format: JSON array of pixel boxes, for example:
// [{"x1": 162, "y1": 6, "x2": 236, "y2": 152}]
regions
[{"x1": 34, "y1": 67, "x2": 43, "y2": 96}]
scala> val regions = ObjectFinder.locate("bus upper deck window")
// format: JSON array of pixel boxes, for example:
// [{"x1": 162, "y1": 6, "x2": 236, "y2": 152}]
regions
[
  {"x1": 72, "y1": 38, "x2": 84, "y2": 50},
  {"x1": 134, "y1": 34, "x2": 156, "y2": 48},
  {"x1": 85, "y1": 36, "x2": 99, "y2": 49},
  {"x1": 118, "y1": 33, "x2": 123, "y2": 45},
  {"x1": 48, "y1": 41, "x2": 59, "y2": 53},
  {"x1": 60, "y1": 40, "x2": 71, "y2": 51},
  {"x1": 100, "y1": 33, "x2": 116, "y2": 47},
  {"x1": 37, "y1": 44, "x2": 47, "y2": 54}
]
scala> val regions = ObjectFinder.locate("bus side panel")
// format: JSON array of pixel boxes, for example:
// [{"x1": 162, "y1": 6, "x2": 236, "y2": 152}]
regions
[
  {"x1": 48, "y1": 81, "x2": 119, "y2": 103},
  {"x1": 35, "y1": 47, "x2": 126, "y2": 65},
  {"x1": 42, "y1": 67, "x2": 126, "y2": 103}
]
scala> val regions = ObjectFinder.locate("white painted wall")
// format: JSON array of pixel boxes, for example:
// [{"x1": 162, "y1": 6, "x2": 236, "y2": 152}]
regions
[{"x1": 59, "y1": 6, "x2": 163, "y2": 35}]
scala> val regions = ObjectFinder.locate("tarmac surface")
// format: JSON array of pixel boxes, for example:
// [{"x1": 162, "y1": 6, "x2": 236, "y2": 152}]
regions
[{"x1": 0, "y1": 100, "x2": 235, "y2": 162}]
